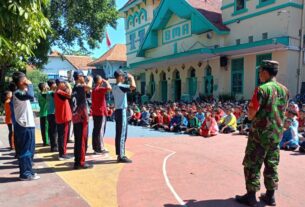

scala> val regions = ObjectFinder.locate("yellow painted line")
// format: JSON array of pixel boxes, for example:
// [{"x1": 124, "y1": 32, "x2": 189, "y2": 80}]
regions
[{"x1": 35, "y1": 130, "x2": 132, "y2": 207}]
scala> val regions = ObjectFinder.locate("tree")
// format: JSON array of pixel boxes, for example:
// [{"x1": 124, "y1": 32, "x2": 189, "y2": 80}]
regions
[
  {"x1": 0, "y1": 0, "x2": 51, "y2": 90},
  {"x1": 48, "y1": 0, "x2": 118, "y2": 50},
  {"x1": 27, "y1": 69, "x2": 48, "y2": 97},
  {"x1": 29, "y1": 0, "x2": 118, "y2": 67}
]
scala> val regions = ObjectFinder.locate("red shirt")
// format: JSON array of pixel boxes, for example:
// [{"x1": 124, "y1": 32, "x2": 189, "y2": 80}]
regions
[
  {"x1": 4, "y1": 101, "x2": 12, "y2": 124},
  {"x1": 91, "y1": 86, "x2": 108, "y2": 116},
  {"x1": 107, "y1": 108, "x2": 114, "y2": 117},
  {"x1": 298, "y1": 117, "x2": 305, "y2": 128},
  {"x1": 54, "y1": 90, "x2": 72, "y2": 124},
  {"x1": 132, "y1": 112, "x2": 141, "y2": 120},
  {"x1": 163, "y1": 115, "x2": 171, "y2": 125},
  {"x1": 155, "y1": 113, "x2": 163, "y2": 124}
]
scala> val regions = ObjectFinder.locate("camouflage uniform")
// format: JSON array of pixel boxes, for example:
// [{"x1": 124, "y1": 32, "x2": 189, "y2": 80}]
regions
[{"x1": 243, "y1": 79, "x2": 289, "y2": 192}]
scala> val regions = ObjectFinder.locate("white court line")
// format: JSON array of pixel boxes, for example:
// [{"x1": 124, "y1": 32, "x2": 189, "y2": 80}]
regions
[{"x1": 145, "y1": 144, "x2": 187, "y2": 207}]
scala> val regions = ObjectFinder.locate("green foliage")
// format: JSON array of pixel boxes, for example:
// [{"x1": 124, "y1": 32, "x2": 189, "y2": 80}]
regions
[
  {"x1": 27, "y1": 69, "x2": 48, "y2": 97},
  {"x1": 47, "y1": 0, "x2": 118, "y2": 50},
  {"x1": 0, "y1": 0, "x2": 51, "y2": 93},
  {"x1": 0, "y1": 0, "x2": 51, "y2": 59}
]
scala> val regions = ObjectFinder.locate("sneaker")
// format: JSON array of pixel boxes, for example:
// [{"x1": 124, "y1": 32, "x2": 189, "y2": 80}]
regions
[
  {"x1": 101, "y1": 149, "x2": 109, "y2": 154},
  {"x1": 94, "y1": 151, "x2": 103, "y2": 155},
  {"x1": 235, "y1": 192, "x2": 258, "y2": 207},
  {"x1": 73, "y1": 163, "x2": 94, "y2": 170},
  {"x1": 117, "y1": 156, "x2": 132, "y2": 163},
  {"x1": 58, "y1": 155, "x2": 72, "y2": 161},
  {"x1": 20, "y1": 174, "x2": 40, "y2": 181}
]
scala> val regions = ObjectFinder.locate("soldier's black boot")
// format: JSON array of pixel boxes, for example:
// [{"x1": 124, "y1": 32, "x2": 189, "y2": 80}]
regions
[
  {"x1": 235, "y1": 192, "x2": 258, "y2": 207},
  {"x1": 260, "y1": 190, "x2": 276, "y2": 206}
]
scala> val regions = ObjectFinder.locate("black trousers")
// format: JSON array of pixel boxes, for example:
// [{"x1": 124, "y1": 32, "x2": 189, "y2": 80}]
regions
[
  {"x1": 7, "y1": 124, "x2": 14, "y2": 149},
  {"x1": 74, "y1": 121, "x2": 88, "y2": 167},
  {"x1": 115, "y1": 109, "x2": 128, "y2": 158},
  {"x1": 40, "y1": 117, "x2": 49, "y2": 145},
  {"x1": 92, "y1": 116, "x2": 107, "y2": 152},
  {"x1": 57, "y1": 122, "x2": 69, "y2": 157},
  {"x1": 47, "y1": 114, "x2": 58, "y2": 150}
]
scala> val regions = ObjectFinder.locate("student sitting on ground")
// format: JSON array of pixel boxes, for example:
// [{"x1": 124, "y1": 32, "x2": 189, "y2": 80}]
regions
[
  {"x1": 280, "y1": 118, "x2": 299, "y2": 151},
  {"x1": 169, "y1": 109, "x2": 185, "y2": 132},
  {"x1": 237, "y1": 110, "x2": 251, "y2": 135},
  {"x1": 185, "y1": 111, "x2": 200, "y2": 135},
  {"x1": 160, "y1": 110, "x2": 171, "y2": 131},
  {"x1": 151, "y1": 109, "x2": 163, "y2": 130},
  {"x1": 138, "y1": 106, "x2": 150, "y2": 127},
  {"x1": 199, "y1": 112, "x2": 219, "y2": 137},
  {"x1": 129, "y1": 107, "x2": 141, "y2": 125},
  {"x1": 196, "y1": 107, "x2": 205, "y2": 125},
  {"x1": 219, "y1": 107, "x2": 237, "y2": 134},
  {"x1": 286, "y1": 108, "x2": 299, "y2": 137},
  {"x1": 298, "y1": 109, "x2": 305, "y2": 134}
]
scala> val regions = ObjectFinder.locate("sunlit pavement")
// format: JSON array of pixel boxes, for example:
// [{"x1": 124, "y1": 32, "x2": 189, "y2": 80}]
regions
[{"x1": 1, "y1": 121, "x2": 305, "y2": 207}]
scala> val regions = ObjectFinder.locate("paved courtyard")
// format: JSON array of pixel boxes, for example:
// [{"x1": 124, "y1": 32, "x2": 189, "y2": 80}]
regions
[{"x1": 0, "y1": 121, "x2": 305, "y2": 207}]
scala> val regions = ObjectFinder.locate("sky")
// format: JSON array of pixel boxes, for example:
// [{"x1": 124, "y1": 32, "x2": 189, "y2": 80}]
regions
[{"x1": 52, "y1": 0, "x2": 128, "y2": 59}]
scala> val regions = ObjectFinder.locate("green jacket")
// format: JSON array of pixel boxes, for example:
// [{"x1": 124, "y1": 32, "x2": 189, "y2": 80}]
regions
[
  {"x1": 188, "y1": 117, "x2": 200, "y2": 128},
  {"x1": 251, "y1": 79, "x2": 289, "y2": 146},
  {"x1": 38, "y1": 92, "x2": 48, "y2": 117}
]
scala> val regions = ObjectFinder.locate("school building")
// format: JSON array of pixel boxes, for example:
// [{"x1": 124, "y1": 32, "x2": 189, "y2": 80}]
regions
[{"x1": 119, "y1": 0, "x2": 305, "y2": 102}]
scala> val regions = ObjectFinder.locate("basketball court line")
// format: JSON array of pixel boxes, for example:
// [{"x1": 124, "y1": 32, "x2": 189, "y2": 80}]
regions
[{"x1": 145, "y1": 144, "x2": 187, "y2": 207}]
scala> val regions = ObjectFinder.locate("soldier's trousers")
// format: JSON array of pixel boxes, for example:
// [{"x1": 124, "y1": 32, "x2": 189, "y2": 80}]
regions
[{"x1": 243, "y1": 138, "x2": 280, "y2": 192}]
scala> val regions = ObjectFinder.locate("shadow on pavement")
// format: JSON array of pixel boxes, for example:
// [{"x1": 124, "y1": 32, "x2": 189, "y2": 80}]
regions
[
  {"x1": 164, "y1": 198, "x2": 267, "y2": 207},
  {"x1": 0, "y1": 177, "x2": 20, "y2": 183}
]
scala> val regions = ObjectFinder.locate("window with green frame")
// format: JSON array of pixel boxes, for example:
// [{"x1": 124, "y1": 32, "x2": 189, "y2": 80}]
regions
[
  {"x1": 257, "y1": 0, "x2": 276, "y2": 9},
  {"x1": 233, "y1": 0, "x2": 248, "y2": 15},
  {"x1": 231, "y1": 58, "x2": 244, "y2": 94},
  {"x1": 256, "y1": 53, "x2": 272, "y2": 86}
]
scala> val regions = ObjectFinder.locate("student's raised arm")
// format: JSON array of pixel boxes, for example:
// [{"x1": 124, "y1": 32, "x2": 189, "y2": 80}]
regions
[{"x1": 127, "y1": 73, "x2": 136, "y2": 91}]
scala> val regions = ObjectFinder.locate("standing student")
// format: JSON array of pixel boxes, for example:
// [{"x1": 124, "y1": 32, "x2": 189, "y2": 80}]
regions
[
  {"x1": 46, "y1": 79, "x2": 58, "y2": 152},
  {"x1": 71, "y1": 70, "x2": 93, "y2": 169},
  {"x1": 3, "y1": 91, "x2": 14, "y2": 150},
  {"x1": 12, "y1": 72, "x2": 40, "y2": 181},
  {"x1": 91, "y1": 75, "x2": 112, "y2": 154},
  {"x1": 38, "y1": 83, "x2": 49, "y2": 146},
  {"x1": 112, "y1": 70, "x2": 136, "y2": 163},
  {"x1": 54, "y1": 78, "x2": 72, "y2": 160}
]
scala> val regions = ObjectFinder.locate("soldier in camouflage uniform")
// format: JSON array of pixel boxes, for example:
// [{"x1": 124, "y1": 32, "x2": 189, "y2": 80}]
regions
[{"x1": 235, "y1": 60, "x2": 289, "y2": 207}]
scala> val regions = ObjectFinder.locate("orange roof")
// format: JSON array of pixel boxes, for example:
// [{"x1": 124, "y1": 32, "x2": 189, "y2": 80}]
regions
[
  {"x1": 49, "y1": 50, "x2": 61, "y2": 57},
  {"x1": 64, "y1": 55, "x2": 96, "y2": 70},
  {"x1": 88, "y1": 44, "x2": 127, "y2": 66},
  {"x1": 48, "y1": 50, "x2": 95, "y2": 70}
]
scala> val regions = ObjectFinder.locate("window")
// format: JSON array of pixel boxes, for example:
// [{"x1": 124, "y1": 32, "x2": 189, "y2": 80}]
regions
[
  {"x1": 236, "y1": 39, "x2": 241, "y2": 45},
  {"x1": 231, "y1": 58, "x2": 244, "y2": 94},
  {"x1": 182, "y1": 24, "x2": 189, "y2": 35},
  {"x1": 262, "y1": 32, "x2": 268, "y2": 40},
  {"x1": 233, "y1": 0, "x2": 248, "y2": 16},
  {"x1": 130, "y1": 33, "x2": 136, "y2": 50},
  {"x1": 172, "y1": 27, "x2": 181, "y2": 39},
  {"x1": 236, "y1": 0, "x2": 245, "y2": 11},
  {"x1": 138, "y1": 29, "x2": 145, "y2": 44},
  {"x1": 257, "y1": 0, "x2": 276, "y2": 8},
  {"x1": 256, "y1": 53, "x2": 272, "y2": 85},
  {"x1": 164, "y1": 30, "x2": 171, "y2": 41},
  {"x1": 248, "y1": 36, "x2": 254, "y2": 43}
]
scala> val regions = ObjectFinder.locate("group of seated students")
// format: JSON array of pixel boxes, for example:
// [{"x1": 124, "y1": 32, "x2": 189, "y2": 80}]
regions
[
  {"x1": 105, "y1": 99, "x2": 305, "y2": 153},
  {"x1": 121, "y1": 101, "x2": 251, "y2": 138},
  {"x1": 279, "y1": 102, "x2": 305, "y2": 152}
]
